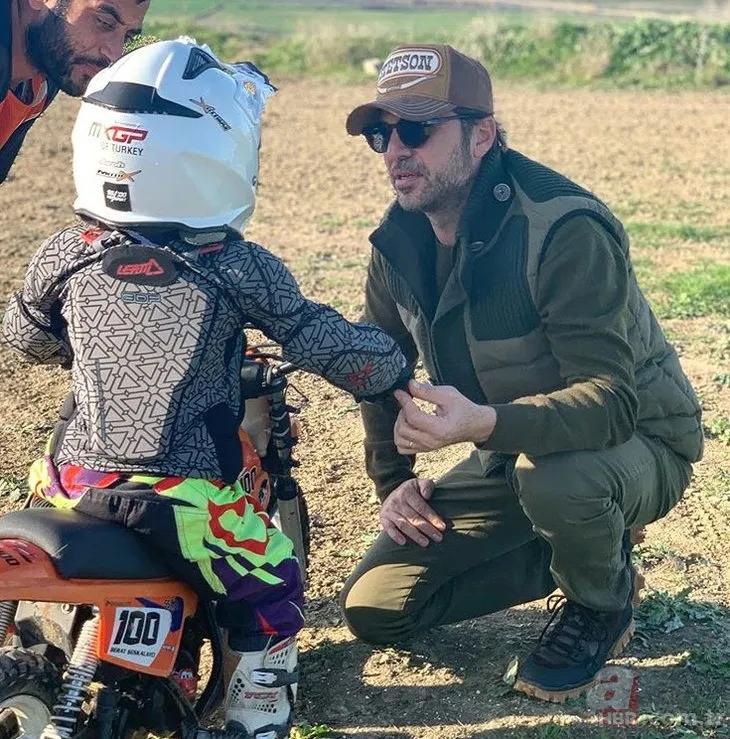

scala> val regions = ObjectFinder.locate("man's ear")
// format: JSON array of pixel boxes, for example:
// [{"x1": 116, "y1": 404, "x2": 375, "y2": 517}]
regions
[{"x1": 473, "y1": 117, "x2": 496, "y2": 159}]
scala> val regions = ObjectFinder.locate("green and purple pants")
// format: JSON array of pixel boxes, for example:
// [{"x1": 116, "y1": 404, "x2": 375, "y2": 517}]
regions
[{"x1": 29, "y1": 455, "x2": 304, "y2": 638}]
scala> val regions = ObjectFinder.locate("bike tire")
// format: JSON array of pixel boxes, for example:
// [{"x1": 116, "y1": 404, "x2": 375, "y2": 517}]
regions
[{"x1": 0, "y1": 649, "x2": 60, "y2": 738}]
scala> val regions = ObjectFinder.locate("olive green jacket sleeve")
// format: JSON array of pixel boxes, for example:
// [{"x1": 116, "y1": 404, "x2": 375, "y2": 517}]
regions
[
  {"x1": 360, "y1": 251, "x2": 420, "y2": 500},
  {"x1": 486, "y1": 216, "x2": 639, "y2": 455}
]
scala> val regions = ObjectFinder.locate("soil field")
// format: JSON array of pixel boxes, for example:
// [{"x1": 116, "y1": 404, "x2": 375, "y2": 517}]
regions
[{"x1": 1, "y1": 80, "x2": 729, "y2": 738}]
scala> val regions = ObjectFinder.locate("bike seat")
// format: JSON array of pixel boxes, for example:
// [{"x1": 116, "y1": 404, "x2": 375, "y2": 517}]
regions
[{"x1": 0, "y1": 509, "x2": 170, "y2": 580}]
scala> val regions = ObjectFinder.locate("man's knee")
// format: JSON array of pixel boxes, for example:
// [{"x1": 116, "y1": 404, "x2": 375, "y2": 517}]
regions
[
  {"x1": 340, "y1": 565, "x2": 418, "y2": 646},
  {"x1": 513, "y1": 452, "x2": 605, "y2": 529}
]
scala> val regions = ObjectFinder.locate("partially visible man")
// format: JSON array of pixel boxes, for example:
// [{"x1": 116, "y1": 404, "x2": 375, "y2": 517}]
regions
[
  {"x1": 340, "y1": 43, "x2": 703, "y2": 703},
  {"x1": 1, "y1": 0, "x2": 149, "y2": 183}
]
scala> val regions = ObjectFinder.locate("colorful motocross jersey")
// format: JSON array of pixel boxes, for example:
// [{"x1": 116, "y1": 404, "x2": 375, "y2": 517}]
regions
[{"x1": 3, "y1": 225, "x2": 408, "y2": 482}]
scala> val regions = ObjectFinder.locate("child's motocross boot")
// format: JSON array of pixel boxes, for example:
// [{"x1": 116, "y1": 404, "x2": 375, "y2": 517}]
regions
[{"x1": 223, "y1": 634, "x2": 298, "y2": 739}]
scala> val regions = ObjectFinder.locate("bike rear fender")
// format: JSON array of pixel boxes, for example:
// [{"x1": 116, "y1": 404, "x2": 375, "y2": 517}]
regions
[{"x1": 0, "y1": 539, "x2": 198, "y2": 677}]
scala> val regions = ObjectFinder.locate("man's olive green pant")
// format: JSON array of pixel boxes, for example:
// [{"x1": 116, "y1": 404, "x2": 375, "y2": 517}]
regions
[{"x1": 340, "y1": 434, "x2": 692, "y2": 645}]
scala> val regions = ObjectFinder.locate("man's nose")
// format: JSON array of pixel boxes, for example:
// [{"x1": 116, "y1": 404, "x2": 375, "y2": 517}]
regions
[
  {"x1": 384, "y1": 129, "x2": 411, "y2": 164},
  {"x1": 102, "y1": 33, "x2": 125, "y2": 64}
]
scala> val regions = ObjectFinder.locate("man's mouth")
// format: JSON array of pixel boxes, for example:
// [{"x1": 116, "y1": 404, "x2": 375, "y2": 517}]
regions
[
  {"x1": 74, "y1": 57, "x2": 108, "y2": 77},
  {"x1": 78, "y1": 63, "x2": 104, "y2": 76},
  {"x1": 392, "y1": 171, "x2": 421, "y2": 187}
]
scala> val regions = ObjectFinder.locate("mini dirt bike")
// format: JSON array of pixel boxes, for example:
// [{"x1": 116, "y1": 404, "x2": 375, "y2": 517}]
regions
[{"x1": 0, "y1": 345, "x2": 309, "y2": 739}]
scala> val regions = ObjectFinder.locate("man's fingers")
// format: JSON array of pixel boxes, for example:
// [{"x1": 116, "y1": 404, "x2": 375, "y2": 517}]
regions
[
  {"x1": 382, "y1": 519, "x2": 407, "y2": 546},
  {"x1": 407, "y1": 496, "x2": 446, "y2": 532},
  {"x1": 395, "y1": 435, "x2": 430, "y2": 455},
  {"x1": 380, "y1": 479, "x2": 445, "y2": 546},
  {"x1": 381, "y1": 511, "x2": 431, "y2": 547},
  {"x1": 417, "y1": 478, "x2": 436, "y2": 501},
  {"x1": 393, "y1": 515, "x2": 434, "y2": 547},
  {"x1": 408, "y1": 380, "x2": 454, "y2": 406},
  {"x1": 394, "y1": 417, "x2": 433, "y2": 454},
  {"x1": 393, "y1": 389, "x2": 413, "y2": 408},
  {"x1": 396, "y1": 402, "x2": 440, "y2": 437}
]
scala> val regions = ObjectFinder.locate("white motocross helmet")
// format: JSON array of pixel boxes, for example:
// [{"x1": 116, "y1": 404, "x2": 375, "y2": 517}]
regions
[{"x1": 72, "y1": 38, "x2": 275, "y2": 235}]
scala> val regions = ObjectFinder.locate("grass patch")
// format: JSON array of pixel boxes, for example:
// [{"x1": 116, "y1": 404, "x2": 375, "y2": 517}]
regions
[
  {"x1": 699, "y1": 322, "x2": 730, "y2": 362},
  {"x1": 705, "y1": 417, "x2": 730, "y2": 445},
  {"x1": 651, "y1": 264, "x2": 730, "y2": 319},
  {"x1": 686, "y1": 647, "x2": 730, "y2": 680},
  {"x1": 634, "y1": 541, "x2": 682, "y2": 567},
  {"x1": 700, "y1": 469, "x2": 730, "y2": 499},
  {"x1": 627, "y1": 221, "x2": 730, "y2": 245},
  {"x1": 131, "y1": 11, "x2": 730, "y2": 89},
  {"x1": 635, "y1": 587, "x2": 726, "y2": 639},
  {"x1": 291, "y1": 724, "x2": 334, "y2": 739},
  {"x1": 0, "y1": 475, "x2": 27, "y2": 504},
  {"x1": 147, "y1": 1, "x2": 493, "y2": 36},
  {"x1": 535, "y1": 725, "x2": 572, "y2": 739}
]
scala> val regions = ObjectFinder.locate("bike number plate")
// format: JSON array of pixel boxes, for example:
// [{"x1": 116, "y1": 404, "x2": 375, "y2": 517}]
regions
[{"x1": 99, "y1": 597, "x2": 185, "y2": 676}]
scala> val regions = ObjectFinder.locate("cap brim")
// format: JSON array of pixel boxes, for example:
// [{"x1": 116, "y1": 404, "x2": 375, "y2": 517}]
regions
[{"x1": 346, "y1": 96, "x2": 457, "y2": 135}]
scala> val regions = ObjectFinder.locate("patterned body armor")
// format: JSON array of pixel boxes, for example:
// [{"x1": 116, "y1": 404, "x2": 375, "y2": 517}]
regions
[{"x1": 3, "y1": 225, "x2": 407, "y2": 482}]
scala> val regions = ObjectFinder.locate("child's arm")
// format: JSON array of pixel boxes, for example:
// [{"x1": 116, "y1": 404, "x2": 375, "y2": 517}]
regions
[
  {"x1": 2, "y1": 291, "x2": 72, "y2": 365},
  {"x1": 219, "y1": 240, "x2": 411, "y2": 400},
  {"x1": 1, "y1": 226, "x2": 92, "y2": 366}
]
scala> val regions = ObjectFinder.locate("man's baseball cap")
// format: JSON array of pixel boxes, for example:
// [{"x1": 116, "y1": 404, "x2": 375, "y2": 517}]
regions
[{"x1": 346, "y1": 44, "x2": 493, "y2": 136}]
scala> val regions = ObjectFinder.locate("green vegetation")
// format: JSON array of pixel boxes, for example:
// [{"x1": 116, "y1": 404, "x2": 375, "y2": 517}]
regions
[
  {"x1": 290, "y1": 724, "x2": 334, "y2": 739},
  {"x1": 687, "y1": 647, "x2": 730, "y2": 679},
  {"x1": 0, "y1": 475, "x2": 26, "y2": 503},
  {"x1": 633, "y1": 540, "x2": 682, "y2": 567},
  {"x1": 651, "y1": 264, "x2": 730, "y2": 319},
  {"x1": 635, "y1": 587, "x2": 726, "y2": 638},
  {"x1": 627, "y1": 222, "x2": 730, "y2": 245},
  {"x1": 133, "y1": 1, "x2": 730, "y2": 89},
  {"x1": 149, "y1": 1, "x2": 495, "y2": 35},
  {"x1": 706, "y1": 417, "x2": 730, "y2": 445},
  {"x1": 535, "y1": 724, "x2": 572, "y2": 739}
]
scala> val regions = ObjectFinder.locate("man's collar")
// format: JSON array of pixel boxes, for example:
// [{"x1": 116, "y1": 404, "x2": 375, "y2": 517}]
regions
[
  {"x1": 371, "y1": 146, "x2": 515, "y2": 256},
  {"x1": 455, "y1": 146, "x2": 515, "y2": 249}
]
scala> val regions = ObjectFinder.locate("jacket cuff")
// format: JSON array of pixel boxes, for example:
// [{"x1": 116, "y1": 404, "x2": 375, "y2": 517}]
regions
[
  {"x1": 364, "y1": 439, "x2": 416, "y2": 502},
  {"x1": 481, "y1": 402, "x2": 536, "y2": 454}
]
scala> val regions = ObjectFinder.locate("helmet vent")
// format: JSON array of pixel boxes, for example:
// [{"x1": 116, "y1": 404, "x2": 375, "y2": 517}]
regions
[
  {"x1": 84, "y1": 82, "x2": 203, "y2": 118},
  {"x1": 183, "y1": 48, "x2": 224, "y2": 80}
]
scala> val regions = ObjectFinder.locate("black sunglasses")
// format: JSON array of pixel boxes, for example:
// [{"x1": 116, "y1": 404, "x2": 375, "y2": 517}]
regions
[{"x1": 362, "y1": 114, "x2": 486, "y2": 154}]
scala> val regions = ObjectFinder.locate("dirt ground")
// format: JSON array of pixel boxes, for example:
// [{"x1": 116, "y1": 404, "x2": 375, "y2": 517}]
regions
[{"x1": 1, "y1": 80, "x2": 729, "y2": 738}]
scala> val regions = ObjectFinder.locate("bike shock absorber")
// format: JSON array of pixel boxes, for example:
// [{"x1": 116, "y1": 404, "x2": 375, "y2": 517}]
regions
[
  {"x1": 0, "y1": 601, "x2": 18, "y2": 644},
  {"x1": 42, "y1": 615, "x2": 100, "y2": 739}
]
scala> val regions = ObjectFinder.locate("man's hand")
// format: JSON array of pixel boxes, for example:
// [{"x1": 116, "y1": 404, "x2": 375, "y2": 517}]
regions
[
  {"x1": 380, "y1": 478, "x2": 446, "y2": 547},
  {"x1": 393, "y1": 380, "x2": 497, "y2": 454}
]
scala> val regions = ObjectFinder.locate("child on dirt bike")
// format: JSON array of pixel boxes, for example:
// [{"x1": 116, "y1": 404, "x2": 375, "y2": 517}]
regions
[{"x1": 2, "y1": 38, "x2": 410, "y2": 739}]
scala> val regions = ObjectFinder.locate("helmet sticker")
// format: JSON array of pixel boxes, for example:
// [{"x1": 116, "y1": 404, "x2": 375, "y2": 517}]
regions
[
  {"x1": 103, "y1": 182, "x2": 132, "y2": 212},
  {"x1": 188, "y1": 97, "x2": 231, "y2": 131}
]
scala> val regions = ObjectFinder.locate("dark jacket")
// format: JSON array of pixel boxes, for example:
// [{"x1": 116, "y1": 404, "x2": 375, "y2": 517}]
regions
[
  {"x1": 361, "y1": 146, "x2": 703, "y2": 499},
  {"x1": 1, "y1": 0, "x2": 59, "y2": 183}
]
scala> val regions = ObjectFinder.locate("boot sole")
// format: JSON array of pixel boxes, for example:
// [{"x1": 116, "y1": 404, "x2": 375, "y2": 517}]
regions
[{"x1": 512, "y1": 618, "x2": 636, "y2": 704}]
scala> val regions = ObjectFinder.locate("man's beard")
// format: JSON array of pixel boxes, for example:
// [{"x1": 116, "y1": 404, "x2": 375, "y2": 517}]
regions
[
  {"x1": 25, "y1": 12, "x2": 105, "y2": 96},
  {"x1": 394, "y1": 143, "x2": 474, "y2": 217}
]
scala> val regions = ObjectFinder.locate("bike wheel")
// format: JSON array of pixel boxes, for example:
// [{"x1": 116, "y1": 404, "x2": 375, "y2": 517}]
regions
[{"x1": 0, "y1": 649, "x2": 60, "y2": 738}]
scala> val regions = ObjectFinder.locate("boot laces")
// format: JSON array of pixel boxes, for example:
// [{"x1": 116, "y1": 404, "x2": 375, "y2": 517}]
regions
[{"x1": 533, "y1": 594, "x2": 610, "y2": 668}]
